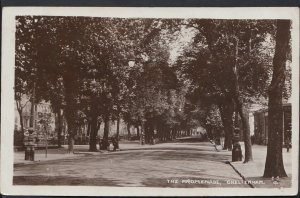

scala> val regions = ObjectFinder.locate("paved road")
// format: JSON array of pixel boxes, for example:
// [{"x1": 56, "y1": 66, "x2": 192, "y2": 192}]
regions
[{"x1": 14, "y1": 142, "x2": 250, "y2": 187}]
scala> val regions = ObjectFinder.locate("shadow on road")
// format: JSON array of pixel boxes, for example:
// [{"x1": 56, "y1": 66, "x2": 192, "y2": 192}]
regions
[{"x1": 13, "y1": 175, "x2": 122, "y2": 186}]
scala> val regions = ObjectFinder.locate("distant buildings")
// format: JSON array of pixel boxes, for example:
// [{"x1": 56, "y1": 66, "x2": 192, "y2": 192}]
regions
[
  {"x1": 14, "y1": 95, "x2": 133, "y2": 145},
  {"x1": 14, "y1": 95, "x2": 56, "y2": 132},
  {"x1": 14, "y1": 95, "x2": 56, "y2": 146},
  {"x1": 252, "y1": 103, "x2": 291, "y2": 145}
]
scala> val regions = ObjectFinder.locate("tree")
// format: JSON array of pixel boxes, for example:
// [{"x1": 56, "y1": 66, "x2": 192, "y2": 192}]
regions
[
  {"x1": 175, "y1": 19, "x2": 276, "y2": 161},
  {"x1": 18, "y1": 17, "x2": 66, "y2": 147},
  {"x1": 15, "y1": 16, "x2": 39, "y2": 134},
  {"x1": 263, "y1": 20, "x2": 291, "y2": 178},
  {"x1": 195, "y1": 19, "x2": 252, "y2": 160},
  {"x1": 115, "y1": 19, "x2": 182, "y2": 144},
  {"x1": 16, "y1": 16, "x2": 89, "y2": 152},
  {"x1": 218, "y1": 97, "x2": 234, "y2": 150},
  {"x1": 15, "y1": 94, "x2": 30, "y2": 134}
]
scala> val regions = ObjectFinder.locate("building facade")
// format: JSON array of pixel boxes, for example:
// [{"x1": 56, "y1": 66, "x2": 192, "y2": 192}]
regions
[
  {"x1": 15, "y1": 97, "x2": 56, "y2": 132},
  {"x1": 14, "y1": 95, "x2": 56, "y2": 146},
  {"x1": 253, "y1": 103, "x2": 291, "y2": 145}
]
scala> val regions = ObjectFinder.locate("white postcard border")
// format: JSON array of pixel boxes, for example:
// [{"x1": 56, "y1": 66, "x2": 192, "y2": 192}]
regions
[{"x1": 1, "y1": 7, "x2": 299, "y2": 196}]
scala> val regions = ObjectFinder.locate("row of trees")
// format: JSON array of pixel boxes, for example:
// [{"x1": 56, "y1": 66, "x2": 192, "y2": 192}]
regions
[
  {"x1": 15, "y1": 17, "x2": 186, "y2": 151},
  {"x1": 15, "y1": 17, "x2": 291, "y2": 177},
  {"x1": 175, "y1": 19, "x2": 291, "y2": 176}
]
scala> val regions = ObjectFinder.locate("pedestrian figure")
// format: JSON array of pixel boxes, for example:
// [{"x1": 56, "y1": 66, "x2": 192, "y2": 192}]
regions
[
  {"x1": 215, "y1": 137, "x2": 221, "y2": 146},
  {"x1": 98, "y1": 136, "x2": 101, "y2": 150},
  {"x1": 220, "y1": 130, "x2": 225, "y2": 149},
  {"x1": 150, "y1": 136, "x2": 154, "y2": 145},
  {"x1": 111, "y1": 136, "x2": 118, "y2": 151},
  {"x1": 99, "y1": 138, "x2": 105, "y2": 150},
  {"x1": 251, "y1": 135, "x2": 255, "y2": 145},
  {"x1": 103, "y1": 138, "x2": 110, "y2": 150},
  {"x1": 100, "y1": 138, "x2": 109, "y2": 150}
]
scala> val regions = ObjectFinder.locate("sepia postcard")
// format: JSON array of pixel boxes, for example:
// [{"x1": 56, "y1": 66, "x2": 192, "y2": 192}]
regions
[{"x1": 1, "y1": 7, "x2": 299, "y2": 196}]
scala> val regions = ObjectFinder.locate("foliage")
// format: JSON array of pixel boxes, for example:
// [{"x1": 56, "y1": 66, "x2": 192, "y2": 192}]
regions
[
  {"x1": 175, "y1": 19, "x2": 277, "y2": 105},
  {"x1": 15, "y1": 17, "x2": 292, "y2": 149}
]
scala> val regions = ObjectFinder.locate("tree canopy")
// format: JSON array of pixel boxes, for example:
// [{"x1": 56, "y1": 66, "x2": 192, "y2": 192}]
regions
[{"x1": 15, "y1": 16, "x2": 292, "y2": 163}]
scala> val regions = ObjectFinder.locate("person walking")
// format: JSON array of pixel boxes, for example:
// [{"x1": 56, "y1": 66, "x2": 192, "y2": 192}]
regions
[{"x1": 111, "y1": 136, "x2": 118, "y2": 151}]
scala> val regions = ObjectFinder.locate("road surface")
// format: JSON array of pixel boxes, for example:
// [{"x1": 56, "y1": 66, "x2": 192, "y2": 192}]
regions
[{"x1": 14, "y1": 142, "x2": 250, "y2": 187}]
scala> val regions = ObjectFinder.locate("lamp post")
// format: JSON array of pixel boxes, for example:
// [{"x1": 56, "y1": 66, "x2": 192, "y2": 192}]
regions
[
  {"x1": 30, "y1": 17, "x2": 39, "y2": 131},
  {"x1": 127, "y1": 55, "x2": 147, "y2": 145},
  {"x1": 127, "y1": 52, "x2": 149, "y2": 145},
  {"x1": 39, "y1": 118, "x2": 48, "y2": 158},
  {"x1": 232, "y1": 128, "x2": 242, "y2": 162}
]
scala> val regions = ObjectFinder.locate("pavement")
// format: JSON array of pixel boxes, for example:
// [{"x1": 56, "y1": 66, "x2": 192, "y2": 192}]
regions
[
  {"x1": 211, "y1": 141, "x2": 292, "y2": 188},
  {"x1": 13, "y1": 141, "x2": 292, "y2": 188},
  {"x1": 14, "y1": 141, "x2": 184, "y2": 165}
]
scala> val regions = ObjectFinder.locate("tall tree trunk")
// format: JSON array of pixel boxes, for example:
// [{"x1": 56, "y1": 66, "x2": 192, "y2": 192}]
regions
[
  {"x1": 17, "y1": 109, "x2": 24, "y2": 134},
  {"x1": 65, "y1": 113, "x2": 76, "y2": 153},
  {"x1": 63, "y1": 77, "x2": 77, "y2": 154},
  {"x1": 103, "y1": 114, "x2": 110, "y2": 141},
  {"x1": 205, "y1": 125, "x2": 212, "y2": 140},
  {"x1": 158, "y1": 122, "x2": 163, "y2": 141},
  {"x1": 96, "y1": 121, "x2": 101, "y2": 133},
  {"x1": 29, "y1": 82, "x2": 36, "y2": 128},
  {"x1": 172, "y1": 129, "x2": 176, "y2": 140},
  {"x1": 89, "y1": 114, "x2": 98, "y2": 151},
  {"x1": 17, "y1": 109, "x2": 25, "y2": 147},
  {"x1": 136, "y1": 125, "x2": 140, "y2": 139},
  {"x1": 67, "y1": 134, "x2": 75, "y2": 153},
  {"x1": 223, "y1": 130, "x2": 229, "y2": 150},
  {"x1": 127, "y1": 123, "x2": 131, "y2": 140},
  {"x1": 168, "y1": 127, "x2": 172, "y2": 140},
  {"x1": 57, "y1": 109, "x2": 62, "y2": 147},
  {"x1": 116, "y1": 118, "x2": 120, "y2": 139},
  {"x1": 65, "y1": 111, "x2": 76, "y2": 154},
  {"x1": 149, "y1": 122, "x2": 154, "y2": 140},
  {"x1": 219, "y1": 101, "x2": 234, "y2": 151},
  {"x1": 116, "y1": 117, "x2": 120, "y2": 149},
  {"x1": 87, "y1": 121, "x2": 91, "y2": 136},
  {"x1": 29, "y1": 100, "x2": 34, "y2": 128},
  {"x1": 235, "y1": 102, "x2": 253, "y2": 162},
  {"x1": 140, "y1": 120, "x2": 145, "y2": 145},
  {"x1": 263, "y1": 20, "x2": 290, "y2": 178},
  {"x1": 162, "y1": 125, "x2": 166, "y2": 141},
  {"x1": 231, "y1": 35, "x2": 253, "y2": 162},
  {"x1": 234, "y1": 109, "x2": 239, "y2": 128},
  {"x1": 144, "y1": 121, "x2": 149, "y2": 143}
]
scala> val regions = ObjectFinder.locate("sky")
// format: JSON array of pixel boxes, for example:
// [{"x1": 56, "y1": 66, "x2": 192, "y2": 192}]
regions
[{"x1": 168, "y1": 25, "x2": 196, "y2": 64}]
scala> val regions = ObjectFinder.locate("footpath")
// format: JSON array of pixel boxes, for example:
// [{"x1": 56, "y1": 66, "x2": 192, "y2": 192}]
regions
[
  {"x1": 211, "y1": 141, "x2": 293, "y2": 188},
  {"x1": 14, "y1": 147, "x2": 85, "y2": 165},
  {"x1": 14, "y1": 141, "x2": 161, "y2": 165}
]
